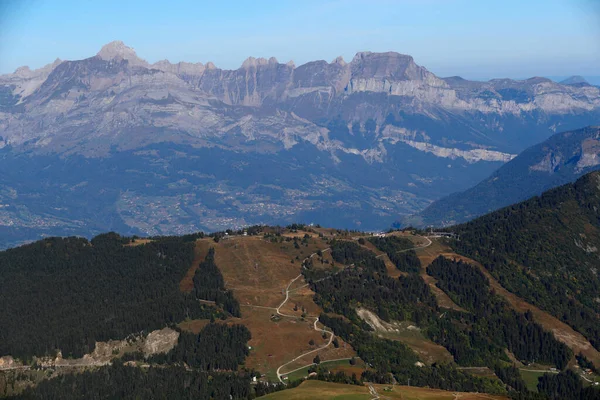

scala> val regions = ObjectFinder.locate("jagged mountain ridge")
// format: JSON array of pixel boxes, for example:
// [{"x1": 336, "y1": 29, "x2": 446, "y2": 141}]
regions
[
  {"x1": 1, "y1": 41, "x2": 600, "y2": 246},
  {"x1": 2, "y1": 41, "x2": 599, "y2": 158},
  {"x1": 404, "y1": 126, "x2": 600, "y2": 227}
]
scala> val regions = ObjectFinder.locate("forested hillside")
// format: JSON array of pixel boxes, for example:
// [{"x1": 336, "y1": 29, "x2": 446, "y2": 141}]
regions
[
  {"x1": 307, "y1": 240, "x2": 581, "y2": 397},
  {"x1": 10, "y1": 363, "x2": 253, "y2": 400},
  {"x1": 452, "y1": 171, "x2": 600, "y2": 352},
  {"x1": 0, "y1": 233, "x2": 221, "y2": 360},
  {"x1": 427, "y1": 257, "x2": 571, "y2": 368},
  {"x1": 1, "y1": 222, "x2": 599, "y2": 399},
  {"x1": 368, "y1": 236, "x2": 422, "y2": 273}
]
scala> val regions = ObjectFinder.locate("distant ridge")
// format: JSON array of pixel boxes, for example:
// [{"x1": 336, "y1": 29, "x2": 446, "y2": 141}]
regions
[
  {"x1": 560, "y1": 75, "x2": 590, "y2": 85},
  {"x1": 403, "y1": 126, "x2": 600, "y2": 227}
]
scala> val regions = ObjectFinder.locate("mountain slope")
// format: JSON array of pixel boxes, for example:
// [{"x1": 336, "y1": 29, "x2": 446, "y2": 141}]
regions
[
  {"x1": 0, "y1": 233, "x2": 226, "y2": 360},
  {"x1": 1, "y1": 42, "x2": 600, "y2": 245},
  {"x1": 407, "y1": 126, "x2": 600, "y2": 227},
  {"x1": 451, "y1": 171, "x2": 600, "y2": 352},
  {"x1": 2, "y1": 225, "x2": 600, "y2": 398}
]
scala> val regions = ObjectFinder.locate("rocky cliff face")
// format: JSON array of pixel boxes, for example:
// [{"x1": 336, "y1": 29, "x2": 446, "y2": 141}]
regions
[
  {"x1": 0, "y1": 42, "x2": 599, "y2": 245},
  {"x1": 2, "y1": 41, "x2": 599, "y2": 158}
]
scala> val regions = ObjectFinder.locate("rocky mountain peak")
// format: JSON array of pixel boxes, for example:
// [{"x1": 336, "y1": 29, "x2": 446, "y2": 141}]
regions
[
  {"x1": 525, "y1": 77, "x2": 553, "y2": 84},
  {"x1": 151, "y1": 59, "x2": 205, "y2": 75},
  {"x1": 331, "y1": 56, "x2": 346, "y2": 66},
  {"x1": 97, "y1": 41, "x2": 147, "y2": 66},
  {"x1": 561, "y1": 75, "x2": 590, "y2": 86},
  {"x1": 240, "y1": 57, "x2": 265, "y2": 68},
  {"x1": 13, "y1": 65, "x2": 31, "y2": 75},
  {"x1": 10, "y1": 58, "x2": 63, "y2": 79},
  {"x1": 240, "y1": 56, "x2": 280, "y2": 69},
  {"x1": 350, "y1": 51, "x2": 426, "y2": 80}
]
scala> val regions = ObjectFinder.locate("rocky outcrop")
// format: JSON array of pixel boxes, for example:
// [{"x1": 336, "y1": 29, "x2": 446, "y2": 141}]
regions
[
  {"x1": 530, "y1": 152, "x2": 564, "y2": 173},
  {"x1": 400, "y1": 140, "x2": 516, "y2": 163},
  {"x1": 0, "y1": 328, "x2": 180, "y2": 370},
  {"x1": 576, "y1": 138, "x2": 600, "y2": 171}
]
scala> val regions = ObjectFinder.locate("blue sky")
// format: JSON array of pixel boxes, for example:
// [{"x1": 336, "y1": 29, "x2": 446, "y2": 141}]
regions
[{"x1": 0, "y1": 0, "x2": 599, "y2": 79}]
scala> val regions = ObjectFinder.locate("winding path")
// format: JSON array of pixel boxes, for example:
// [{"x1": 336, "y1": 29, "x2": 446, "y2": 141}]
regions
[
  {"x1": 274, "y1": 235, "x2": 432, "y2": 384},
  {"x1": 275, "y1": 273, "x2": 335, "y2": 383}
]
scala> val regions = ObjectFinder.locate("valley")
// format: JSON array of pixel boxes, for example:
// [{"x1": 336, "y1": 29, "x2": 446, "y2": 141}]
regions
[{"x1": 2, "y1": 43, "x2": 600, "y2": 246}]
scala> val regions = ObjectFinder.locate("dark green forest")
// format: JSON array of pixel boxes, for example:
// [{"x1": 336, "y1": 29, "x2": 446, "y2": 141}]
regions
[
  {"x1": 10, "y1": 362, "x2": 254, "y2": 400},
  {"x1": 193, "y1": 248, "x2": 241, "y2": 317},
  {"x1": 0, "y1": 233, "x2": 219, "y2": 360},
  {"x1": 313, "y1": 241, "x2": 504, "y2": 393},
  {"x1": 368, "y1": 236, "x2": 422, "y2": 273},
  {"x1": 329, "y1": 240, "x2": 387, "y2": 274},
  {"x1": 150, "y1": 323, "x2": 251, "y2": 370},
  {"x1": 452, "y1": 172, "x2": 600, "y2": 351},
  {"x1": 427, "y1": 257, "x2": 571, "y2": 368},
  {"x1": 310, "y1": 240, "x2": 582, "y2": 397},
  {"x1": 537, "y1": 370, "x2": 600, "y2": 400},
  {"x1": 8, "y1": 321, "x2": 278, "y2": 399},
  {"x1": 319, "y1": 314, "x2": 506, "y2": 394}
]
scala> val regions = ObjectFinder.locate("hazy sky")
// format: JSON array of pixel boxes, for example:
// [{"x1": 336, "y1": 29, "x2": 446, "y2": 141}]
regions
[{"x1": 0, "y1": 0, "x2": 599, "y2": 79}]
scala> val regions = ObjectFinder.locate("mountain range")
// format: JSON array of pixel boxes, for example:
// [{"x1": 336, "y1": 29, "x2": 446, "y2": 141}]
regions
[{"x1": 1, "y1": 41, "x2": 600, "y2": 247}]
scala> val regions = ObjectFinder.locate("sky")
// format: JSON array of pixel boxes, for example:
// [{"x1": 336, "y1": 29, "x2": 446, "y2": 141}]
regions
[{"x1": 0, "y1": 0, "x2": 599, "y2": 80}]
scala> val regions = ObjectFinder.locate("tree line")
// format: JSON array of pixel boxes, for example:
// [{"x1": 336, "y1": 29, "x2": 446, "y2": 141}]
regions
[
  {"x1": 9, "y1": 362, "x2": 254, "y2": 400},
  {"x1": 193, "y1": 248, "x2": 241, "y2": 317}
]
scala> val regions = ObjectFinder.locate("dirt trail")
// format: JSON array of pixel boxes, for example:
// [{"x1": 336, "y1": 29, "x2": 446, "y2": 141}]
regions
[
  {"x1": 276, "y1": 235, "x2": 438, "y2": 383},
  {"x1": 275, "y1": 274, "x2": 335, "y2": 383}
]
